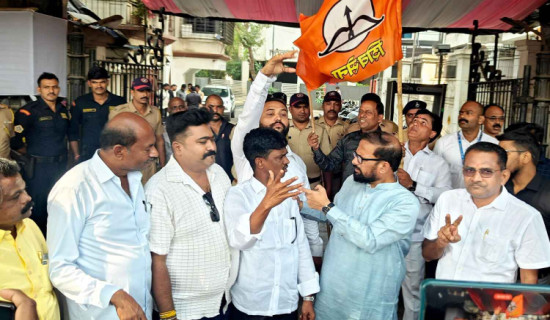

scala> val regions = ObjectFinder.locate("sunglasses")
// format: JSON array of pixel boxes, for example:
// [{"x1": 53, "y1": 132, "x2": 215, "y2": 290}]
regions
[
  {"x1": 202, "y1": 192, "x2": 220, "y2": 222},
  {"x1": 462, "y1": 167, "x2": 502, "y2": 178},
  {"x1": 352, "y1": 151, "x2": 385, "y2": 164}
]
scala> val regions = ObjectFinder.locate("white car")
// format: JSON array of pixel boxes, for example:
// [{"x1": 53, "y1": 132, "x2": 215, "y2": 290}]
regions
[{"x1": 201, "y1": 85, "x2": 236, "y2": 118}]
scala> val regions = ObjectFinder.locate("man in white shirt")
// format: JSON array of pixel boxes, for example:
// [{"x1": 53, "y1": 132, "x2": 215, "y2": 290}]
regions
[
  {"x1": 146, "y1": 109, "x2": 238, "y2": 320},
  {"x1": 396, "y1": 109, "x2": 452, "y2": 320},
  {"x1": 225, "y1": 127, "x2": 319, "y2": 320},
  {"x1": 231, "y1": 51, "x2": 325, "y2": 265},
  {"x1": 434, "y1": 101, "x2": 498, "y2": 188},
  {"x1": 423, "y1": 142, "x2": 550, "y2": 284},
  {"x1": 47, "y1": 112, "x2": 159, "y2": 319}
]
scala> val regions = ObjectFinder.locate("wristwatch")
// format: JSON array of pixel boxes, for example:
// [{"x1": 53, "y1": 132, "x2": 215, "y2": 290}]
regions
[
  {"x1": 303, "y1": 296, "x2": 315, "y2": 302},
  {"x1": 408, "y1": 181, "x2": 417, "y2": 192},
  {"x1": 322, "y1": 202, "x2": 335, "y2": 214}
]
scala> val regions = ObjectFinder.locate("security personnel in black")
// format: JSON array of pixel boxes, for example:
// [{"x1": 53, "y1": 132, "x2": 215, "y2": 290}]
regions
[
  {"x1": 68, "y1": 66, "x2": 125, "y2": 162},
  {"x1": 11, "y1": 72, "x2": 69, "y2": 235}
]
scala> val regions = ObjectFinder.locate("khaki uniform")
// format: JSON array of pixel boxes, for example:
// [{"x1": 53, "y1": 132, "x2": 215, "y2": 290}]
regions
[
  {"x1": 109, "y1": 102, "x2": 163, "y2": 184},
  {"x1": 347, "y1": 121, "x2": 360, "y2": 134},
  {"x1": 287, "y1": 121, "x2": 331, "y2": 186},
  {"x1": 0, "y1": 104, "x2": 14, "y2": 159},
  {"x1": 316, "y1": 116, "x2": 351, "y2": 149}
]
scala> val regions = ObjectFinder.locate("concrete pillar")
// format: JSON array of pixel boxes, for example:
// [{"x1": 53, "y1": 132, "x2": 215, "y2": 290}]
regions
[
  {"x1": 515, "y1": 39, "x2": 542, "y2": 78},
  {"x1": 443, "y1": 49, "x2": 471, "y2": 133},
  {"x1": 241, "y1": 61, "x2": 249, "y2": 94}
]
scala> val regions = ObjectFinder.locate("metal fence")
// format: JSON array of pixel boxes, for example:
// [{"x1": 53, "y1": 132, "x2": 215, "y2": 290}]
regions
[
  {"x1": 97, "y1": 61, "x2": 162, "y2": 102},
  {"x1": 473, "y1": 79, "x2": 526, "y2": 128}
]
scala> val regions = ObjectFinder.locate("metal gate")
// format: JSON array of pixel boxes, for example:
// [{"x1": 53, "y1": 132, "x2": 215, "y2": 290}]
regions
[
  {"x1": 97, "y1": 61, "x2": 162, "y2": 102},
  {"x1": 472, "y1": 79, "x2": 526, "y2": 128}
]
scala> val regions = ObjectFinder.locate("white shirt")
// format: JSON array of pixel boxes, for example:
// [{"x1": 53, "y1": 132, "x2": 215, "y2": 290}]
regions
[
  {"x1": 403, "y1": 142, "x2": 452, "y2": 241},
  {"x1": 231, "y1": 71, "x2": 324, "y2": 257},
  {"x1": 433, "y1": 130, "x2": 498, "y2": 189},
  {"x1": 224, "y1": 178, "x2": 320, "y2": 316},
  {"x1": 423, "y1": 188, "x2": 550, "y2": 283},
  {"x1": 47, "y1": 152, "x2": 152, "y2": 319},
  {"x1": 145, "y1": 158, "x2": 238, "y2": 320}
]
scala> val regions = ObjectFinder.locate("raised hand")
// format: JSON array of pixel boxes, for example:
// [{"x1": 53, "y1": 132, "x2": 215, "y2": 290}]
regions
[
  {"x1": 262, "y1": 170, "x2": 303, "y2": 210},
  {"x1": 307, "y1": 132, "x2": 320, "y2": 150},
  {"x1": 437, "y1": 214, "x2": 463, "y2": 247},
  {"x1": 300, "y1": 184, "x2": 331, "y2": 211},
  {"x1": 260, "y1": 51, "x2": 297, "y2": 77}
]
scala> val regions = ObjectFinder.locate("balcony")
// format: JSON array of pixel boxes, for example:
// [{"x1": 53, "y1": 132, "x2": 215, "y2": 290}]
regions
[{"x1": 79, "y1": 0, "x2": 142, "y2": 25}]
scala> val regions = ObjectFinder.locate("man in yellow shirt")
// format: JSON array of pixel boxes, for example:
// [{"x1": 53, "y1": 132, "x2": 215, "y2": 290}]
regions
[{"x1": 0, "y1": 158, "x2": 60, "y2": 320}]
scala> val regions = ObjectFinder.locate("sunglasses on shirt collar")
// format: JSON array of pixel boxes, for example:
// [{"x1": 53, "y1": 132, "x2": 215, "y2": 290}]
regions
[{"x1": 202, "y1": 192, "x2": 220, "y2": 222}]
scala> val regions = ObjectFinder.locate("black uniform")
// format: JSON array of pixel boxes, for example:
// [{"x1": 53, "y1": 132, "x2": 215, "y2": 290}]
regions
[
  {"x1": 11, "y1": 96, "x2": 70, "y2": 235},
  {"x1": 68, "y1": 92, "x2": 125, "y2": 162},
  {"x1": 213, "y1": 119, "x2": 235, "y2": 181}
]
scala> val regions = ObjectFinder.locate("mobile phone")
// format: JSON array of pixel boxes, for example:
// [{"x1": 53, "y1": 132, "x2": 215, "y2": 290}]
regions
[{"x1": 0, "y1": 301, "x2": 15, "y2": 320}]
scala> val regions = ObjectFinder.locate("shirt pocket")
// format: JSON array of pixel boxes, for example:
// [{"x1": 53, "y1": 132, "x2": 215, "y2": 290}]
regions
[
  {"x1": 283, "y1": 218, "x2": 298, "y2": 245},
  {"x1": 416, "y1": 168, "x2": 436, "y2": 186},
  {"x1": 479, "y1": 236, "x2": 508, "y2": 264}
]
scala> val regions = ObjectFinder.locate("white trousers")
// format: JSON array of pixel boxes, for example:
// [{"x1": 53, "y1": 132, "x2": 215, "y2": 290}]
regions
[{"x1": 401, "y1": 241, "x2": 425, "y2": 320}]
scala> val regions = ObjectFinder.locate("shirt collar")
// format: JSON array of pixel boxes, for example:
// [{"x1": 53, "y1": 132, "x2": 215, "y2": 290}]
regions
[
  {"x1": 459, "y1": 129, "x2": 483, "y2": 141},
  {"x1": 466, "y1": 186, "x2": 510, "y2": 211},
  {"x1": 289, "y1": 121, "x2": 312, "y2": 130},
  {"x1": 525, "y1": 174, "x2": 543, "y2": 192},
  {"x1": 250, "y1": 177, "x2": 266, "y2": 194},
  {"x1": 0, "y1": 220, "x2": 26, "y2": 240},
  {"x1": 164, "y1": 156, "x2": 218, "y2": 193},
  {"x1": 404, "y1": 141, "x2": 432, "y2": 156},
  {"x1": 129, "y1": 101, "x2": 152, "y2": 116},
  {"x1": 318, "y1": 116, "x2": 346, "y2": 127},
  {"x1": 90, "y1": 151, "x2": 142, "y2": 184}
]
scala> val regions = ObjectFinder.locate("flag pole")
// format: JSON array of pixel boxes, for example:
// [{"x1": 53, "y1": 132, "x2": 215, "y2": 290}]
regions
[
  {"x1": 308, "y1": 90, "x2": 316, "y2": 133},
  {"x1": 397, "y1": 60, "x2": 404, "y2": 143}
]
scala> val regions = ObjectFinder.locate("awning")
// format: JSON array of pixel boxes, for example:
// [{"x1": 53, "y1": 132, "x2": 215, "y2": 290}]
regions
[{"x1": 142, "y1": 0, "x2": 546, "y2": 33}]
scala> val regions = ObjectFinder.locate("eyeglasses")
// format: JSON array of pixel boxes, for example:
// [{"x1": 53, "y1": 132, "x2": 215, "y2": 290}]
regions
[
  {"x1": 290, "y1": 217, "x2": 297, "y2": 244},
  {"x1": 486, "y1": 116, "x2": 505, "y2": 122},
  {"x1": 266, "y1": 92, "x2": 288, "y2": 104},
  {"x1": 202, "y1": 192, "x2": 220, "y2": 222},
  {"x1": 352, "y1": 151, "x2": 384, "y2": 164},
  {"x1": 463, "y1": 166, "x2": 502, "y2": 178}
]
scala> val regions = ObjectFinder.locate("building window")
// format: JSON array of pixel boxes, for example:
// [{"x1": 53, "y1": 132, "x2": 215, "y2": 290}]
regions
[{"x1": 411, "y1": 63, "x2": 422, "y2": 78}]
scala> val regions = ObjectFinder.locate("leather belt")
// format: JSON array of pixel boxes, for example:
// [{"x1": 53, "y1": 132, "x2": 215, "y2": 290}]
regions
[
  {"x1": 308, "y1": 176, "x2": 321, "y2": 184},
  {"x1": 31, "y1": 154, "x2": 67, "y2": 164}
]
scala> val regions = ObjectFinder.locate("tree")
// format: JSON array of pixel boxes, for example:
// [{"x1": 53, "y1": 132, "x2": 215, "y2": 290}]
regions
[{"x1": 233, "y1": 23, "x2": 267, "y2": 80}]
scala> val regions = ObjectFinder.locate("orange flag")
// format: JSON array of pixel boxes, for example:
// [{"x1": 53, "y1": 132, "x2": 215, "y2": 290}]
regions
[
  {"x1": 294, "y1": 0, "x2": 403, "y2": 91},
  {"x1": 506, "y1": 294, "x2": 524, "y2": 317}
]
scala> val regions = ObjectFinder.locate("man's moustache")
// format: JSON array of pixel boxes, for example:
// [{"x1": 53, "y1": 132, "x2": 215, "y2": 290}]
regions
[
  {"x1": 21, "y1": 201, "x2": 34, "y2": 214},
  {"x1": 492, "y1": 124, "x2": 501, "y2": 129},
  {"x1": 202, "y1": 150, "x2": 216, "y2": 159},
  {"x1": 459, "y1": 119, "x2": 468, "y2": 123}
]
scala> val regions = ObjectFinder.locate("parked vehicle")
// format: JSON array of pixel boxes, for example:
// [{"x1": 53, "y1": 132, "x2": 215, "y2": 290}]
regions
[{"x1": 201, "y1": 85, "x2": 236, "y2": 118}]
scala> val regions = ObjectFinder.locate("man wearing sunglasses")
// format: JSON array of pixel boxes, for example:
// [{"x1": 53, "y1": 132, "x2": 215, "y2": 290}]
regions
[
  {"x1": 145, "y1": 109, "x2": 237, "y2": 320},
  {"x1": 423, "y1": 142, "x2": 550, "y2": 284},
  {"x1": 204, "y1": 94, "x2": 235, "y2": 182},
  {"x1": 483, "y1": 104, "x2": 505, "y2": 138},
  {"x1": 231, "y1": 51, "x2": 325, "y2": 268},
  {"x1": 396, "y1": 109, "x2": 451, "y2": 320},
  {"x1": 302, "y1": 131, "x2": 419, "y2": 320},
  {"x1": 224, "y1": 127, "x2": 318, "y2": 320}
]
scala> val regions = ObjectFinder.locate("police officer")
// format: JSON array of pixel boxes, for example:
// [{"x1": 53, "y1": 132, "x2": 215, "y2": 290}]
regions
[
  {"x1": 287, "y1": 93, "x2": 331, "y2": 189},
  {"x1": 0, "y1": 104, "x2": 14, "y2": 159},
  {"x1": 109, "y1": 77, "x2": 165, "y2": 184},
  {"x1": 11, "y1": 72, "x2": 69, "y2": 235},
  {"x1": 68, "y1": 66, "x2": 125, "y2": 163},
  {"x1": 315, "y1": 91, "x2": 351, "y2": 197}
]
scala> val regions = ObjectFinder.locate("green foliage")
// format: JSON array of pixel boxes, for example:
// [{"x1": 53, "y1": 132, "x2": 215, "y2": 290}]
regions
[
  {"x1": 226, "y1": 61, "x2": 242, "y2": 80},
  {"x1": 195, "y1": 69, "x2": 226, "y2": 79}
]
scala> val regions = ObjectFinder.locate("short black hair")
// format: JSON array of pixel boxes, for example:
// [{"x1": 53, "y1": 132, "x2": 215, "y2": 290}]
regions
[
  {"x1": 504, "y1": 122, "x2": 544, "y2": 144},
  {"x1": 464, "y1": 142, "x2": 507, "y2": 170},
  {"x1": 243, "y1": 127, "x2": 288, "y2": 171},
  {"x1": 181, "y1": 84, "x2": 186, "y2": 89},
  {"x1": 37, "y1": 72, "x2": 59, "y2": 86},
  {"x1": 100, "y1": 126, "x2": 137, "y2": 150},
  {"x1": 497, "y1": 130, "x2": 540, "y2": 165},
  {"x1": 195, "y1": 85, "x2": 201, "y2": 89},
  {"x1": 360, "y1": 131, "x2": 402, "y2": 171},
  {"x1": 360, "y1": 93, "x2": 384, "y2": 115},
  {"x1": 415, "y1": 109, "x2": 442, "y2": 142},
  {"x1": 483, "y1": 104, "x2": 504, "y2": 114},
  {"x1": 87, "y1": 66, "x2": 109, "y2": 80},
  {"x1": 166, "y1": 108, "x2": 212, "y2": 142},
  {"x1": 0, "y1": 158, "x2": 20, "y2": 204}
]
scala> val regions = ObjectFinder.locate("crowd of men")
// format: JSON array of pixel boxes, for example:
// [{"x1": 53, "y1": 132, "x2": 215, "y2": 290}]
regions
[{"x1": 0, "y1": 50, "x2": 549, "y2": 320}]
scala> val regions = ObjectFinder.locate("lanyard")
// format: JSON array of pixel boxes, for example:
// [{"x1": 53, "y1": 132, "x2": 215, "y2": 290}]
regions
[{"x1": 458, "y1": 131, "x2": 483, "y2": 161}]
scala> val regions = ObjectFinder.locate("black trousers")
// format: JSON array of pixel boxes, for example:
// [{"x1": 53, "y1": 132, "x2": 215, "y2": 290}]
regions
[
  {"x1": 25, "y1": 160, "x2": 66, "y2": 236},
  {"x1": 228, "y1": 304, "x2": 297, "y2": 320}
]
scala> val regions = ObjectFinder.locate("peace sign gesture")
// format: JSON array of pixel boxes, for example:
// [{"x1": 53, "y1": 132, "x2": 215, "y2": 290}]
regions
[
  {"x1": 260, "y1": 51, "x2": 297, "y2": 77},
  {"x1": 436, "y1": 214, "x2": 463, "y2": 247}
]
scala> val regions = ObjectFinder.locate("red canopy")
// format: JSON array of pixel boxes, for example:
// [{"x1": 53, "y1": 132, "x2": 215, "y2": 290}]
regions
[{"x1": 142, "y1": 0, "x2": 545, "y2": 32}]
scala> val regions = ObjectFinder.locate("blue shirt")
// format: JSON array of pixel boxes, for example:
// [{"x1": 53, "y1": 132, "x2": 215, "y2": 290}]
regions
[
  {"x1": 47, "y1": 151, "x2": 152, "y2": 319},
  {"x1": 315, "y1": 177, "x2": 419, "y2": 320}
]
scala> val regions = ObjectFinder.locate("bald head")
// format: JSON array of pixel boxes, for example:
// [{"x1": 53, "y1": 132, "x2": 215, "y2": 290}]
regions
[
  {"x1": 168, "y1": 97, "x2": 187, "y2": 115},
  {"x1": 100, "y1": 112, "x2": 154, "y2": 150}
]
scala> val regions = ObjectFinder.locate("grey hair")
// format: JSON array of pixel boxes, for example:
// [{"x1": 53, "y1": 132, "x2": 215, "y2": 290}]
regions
[{"x1": 0, "y1": 158, "x2": 20, "y2": 205}]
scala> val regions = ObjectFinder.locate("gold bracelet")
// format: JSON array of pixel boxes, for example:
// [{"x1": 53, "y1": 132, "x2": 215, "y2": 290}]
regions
[{"x1": 159, "y1": 310, "x2": 177, "y2": 319}]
